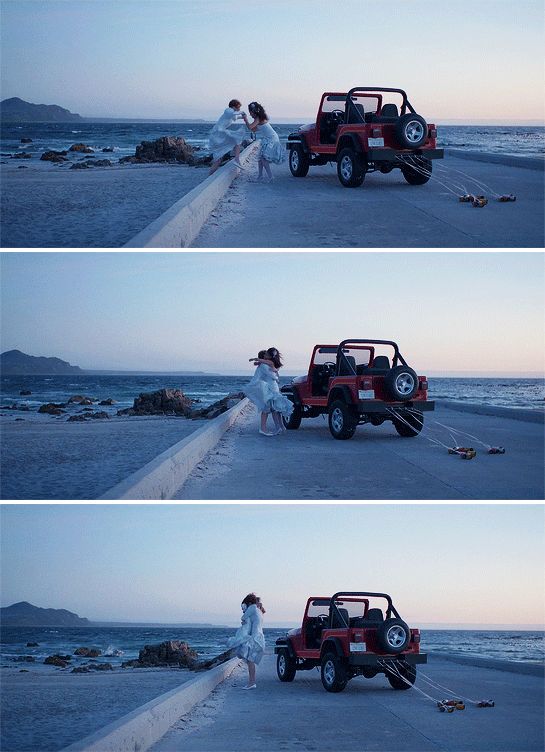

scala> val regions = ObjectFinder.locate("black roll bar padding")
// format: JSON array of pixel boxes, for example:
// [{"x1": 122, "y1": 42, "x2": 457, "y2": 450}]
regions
[
  {"x1": 345, "y1": 87, "x2": 413, "y2": 116},
  {"x1": 336, "y1": 339, "x2": 407, "y2": 376},
  {"x1": 330, "y1": 591, "x2": 400, "y2": 626}
]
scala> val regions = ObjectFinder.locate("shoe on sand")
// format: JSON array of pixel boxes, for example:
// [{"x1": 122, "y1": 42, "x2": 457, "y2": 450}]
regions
[
  {"x1": 259, "y1": 430, "x2": 274, "y2": 436},
  {"x1": 242, "y1": 684, "x2": 257, "y2": 690}
]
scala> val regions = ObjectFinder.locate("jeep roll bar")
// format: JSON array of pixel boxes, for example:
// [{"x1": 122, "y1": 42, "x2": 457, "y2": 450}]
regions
[
  {"x1": 345, "y1": 87, "x2": 413, "y2": 123},
  {"x1": 329, "y1": 591, "x2": 400, "y2": 628},
  {"x1": 336, "y1": 339, "x2": 407, "y2": 376}
]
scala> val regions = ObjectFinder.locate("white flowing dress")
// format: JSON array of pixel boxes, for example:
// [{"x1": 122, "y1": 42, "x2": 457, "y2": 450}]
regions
[
  {"x1": 227, "y1": 604, "x2": 265, "y2": 664},
  {"x1": 244, "y1": 363, "x2": 294, "y2": 418},
  {"x1": 208, "y1": 107, "x2": 246, "y2": 161},
  {"x1": 256, "y1": 122, "x2": 285, "y2": 164}
]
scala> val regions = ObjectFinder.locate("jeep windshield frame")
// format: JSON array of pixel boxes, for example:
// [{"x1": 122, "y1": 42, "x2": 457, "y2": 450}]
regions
[
  {"x1": 345, "y1": 87, "x2": 413, "y2": 124},
  {"x1": 336, "y1": 339, "x2": 407, "y2": 377},
  {"x1": 329, "y1": 591, "x2": 400, "y2": 628}
]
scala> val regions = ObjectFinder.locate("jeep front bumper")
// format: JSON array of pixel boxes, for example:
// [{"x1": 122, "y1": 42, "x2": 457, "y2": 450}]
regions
[{"x1": 367, "y1": 148, "x2": 444, "y2": 162}]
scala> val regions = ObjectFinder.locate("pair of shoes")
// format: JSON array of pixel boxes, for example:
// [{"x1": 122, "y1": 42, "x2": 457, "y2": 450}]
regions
[
  {"x1": 242, "y1": 684, "x2": 257, "y2": 690},
  {"x1": 259, "y1": 430, "x2": 274, "y2": 436},
  {"x1": 271, "y1": 428, "x2": 283, "y2": 435}
]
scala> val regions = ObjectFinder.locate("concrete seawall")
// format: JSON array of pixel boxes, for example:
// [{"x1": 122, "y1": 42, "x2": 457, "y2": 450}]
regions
[
  {"x1": 100, "y1": 399, "x2": 249, "y2": 500},
  {"x1": 62, "y1": 659, "x2": 239, "y2": 752},
  {"x1": 437, "y1": 400, "x2": 545, "y2": 423},
  {"x1": 446, "y1": 148, "x2": 545, "y2": 171},
  {"x1": 124, "y1": 142, "x2": 258, "y2": 247}
]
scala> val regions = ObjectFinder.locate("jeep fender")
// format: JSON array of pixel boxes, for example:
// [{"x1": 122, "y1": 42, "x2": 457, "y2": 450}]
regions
[
  {"x1": 336, "y1": 134, "x2": 365, "y2": 157},
  {"x1": 276, "y1": 638, "x2": 296, "y2": 658},
  {"x1": 287, "y1": 135, "x2": 310, "y2": 154},
  {"x1": 328, "y1": 385, "x2": 355, "y2": 407},
  {"x1": 282, "y1": 385, "x2": 302, "y2": 405},
  {"x1": 320, "y1": 637, "x2": 347, "y2": 659}
]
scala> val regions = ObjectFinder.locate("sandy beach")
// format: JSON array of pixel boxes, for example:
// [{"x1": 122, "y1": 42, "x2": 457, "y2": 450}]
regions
[
  {"x1": 0, "y1": 163, "x2": 206, "y2": 247},
  {"x1": 150, "y1": 653, "x2": 545, "y2": 752},
  {"x1": 0, "y1": 666, "x2": 191, "y2": 752},
  {"x1": 0, "y1": 415, "x2": 205, "y2": 499},
  {"x1": 173, "y1": 402, "x2": 544, "y2": 500},
  {"x1": 192, "y1": 151, "x2": 544, "y2": 248}
]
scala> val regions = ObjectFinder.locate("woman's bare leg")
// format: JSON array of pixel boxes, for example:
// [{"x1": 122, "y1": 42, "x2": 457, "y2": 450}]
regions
[
  {"x1": 209, "y1": 158, "x2": 221, "y2": 175},
  {"x1": 248, "y1": 661, "x2": 256, "y2": 686},
  {"x1": 260, "y1": 412, "x2": 269, "y2": 432},
  {"x1": 258, "y1": 157, "x2": 264, "y2": 179},
  {"x1": 263, "y1": 159, "x2": 273, "y2": 179}
]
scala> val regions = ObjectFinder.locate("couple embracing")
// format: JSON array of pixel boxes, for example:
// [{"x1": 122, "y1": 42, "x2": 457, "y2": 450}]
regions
[{"x1": 244, "y1": 347, "x2": 293, "y2": 436}]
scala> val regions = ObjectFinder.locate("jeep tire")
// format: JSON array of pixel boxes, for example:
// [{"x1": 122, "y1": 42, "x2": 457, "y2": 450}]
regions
[
  {"x1": 384, "y1": 366, "x2": 419, "y2": 401},
  {"x1": 337, "y1": 148, "x2": 365, "y2": 188},
  {"x1": 289, "y1": 145, "x2": 309, "y2": 177},
  {"x1": 401, "y1": 156, "x2": 432, "y2": 185},
  {"x1": 283, "y1": 404, "x2": 302, "y2": 430},
  {"x1": 385, "y1": 660, "x2": 417, "y2": 690},
  {"x1": 328, "y1": 400, "x2": 357, "y2": 440},
  {"x1": 277, "y1": 649, "x2": 297, "y2": 682},
  {"x1": 393, "y1": 409, "x2": 423, "y2": 437},
  {"x1": 395, "y1": 113, "x2": 428, "y2": 149},
  {"x1": 321, "y1": 652, "x2": 348, "y2": 692},
  {"x1": 377, "y1": 618, "x2": 411, "y2": 654}
]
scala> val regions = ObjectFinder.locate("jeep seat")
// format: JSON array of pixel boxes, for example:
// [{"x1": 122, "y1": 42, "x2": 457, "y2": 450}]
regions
[
  {"x1": 350, "y1": 608, "x2": 384, "y2": 627},
  {"x1": 376, "y1": 103, "x2": 399, "y2": 123},
  {"x1": 311, "y1": 365, "x2": 330, "y2": 396},
  {"x1": 319, "y1": 113, "x2": 339, "y2": 144}
]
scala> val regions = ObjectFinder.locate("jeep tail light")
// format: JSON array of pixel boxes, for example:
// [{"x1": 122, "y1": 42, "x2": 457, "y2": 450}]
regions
[
  {"x1": 429, "y1": 128, "x2": 437, "y2": 138},
  {"x1": 362, "y1": 378, "x2": 373, "y2": 389},
  {"x1": 412, "y1": 633, "x2": 420, "y2": 643},
  {"x1": 420, "y1": 380, "x2": 428, "y2": 390},
  {"x1": 371, "y1": 127, "x2": 382, "y2": 138}
]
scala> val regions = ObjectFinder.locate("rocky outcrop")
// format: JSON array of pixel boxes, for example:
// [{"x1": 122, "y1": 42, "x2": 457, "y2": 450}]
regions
[
  {"x1": 44, "y1": 654, "x2": 72, "y2": 667},
  {"x1": 122, "y1": 640, "x2": 198, "y2": 669},
  {"x1": 0, "y1": 601, "x2": 90, "y2": 627},
  {"x1": 67, "y1": 395, "x2": 95, "y2": 405},
  {"x1": 72, "y1": 662, "x2": 113, "y2": 673},
  {"x1": 40, "y1": 150, "x2": 68, "y2": 162},
  {"x1": 21, "y1": 137, "x2": 33, "y2": 143},
  {"x1": 38, "y1": 403, "x2": 66, "y2": 415},
  {"x1": 69, "y1": 143, "x2": 94, "y2": 153},
  {"x1": 99, "y1": 398, "x2": 116, "y2": 405},
  {"x1": 20, "y1": 390, "x2": 31, "y2": 396},
  {"x1": 67, "y1": 411, "x2": 109, "y2": 422},
  {"x1": 119, "y1": 136, "x2": 195, "y2": 165},
  {"x1": 70, "y1": 159, "x2": 111, "y2": 169},
  {"x1": 74, "y1": 647, "x2": 101, "y2": 657},
  {"x1": 13, "y1": 152, "x2": 32, "y2": 159},
  {"x1": 191, "y1": 393, "x2": 245, "y2": 419},
  {"x1": 26, "y1": 641, "x2": 39, "y2": 647},
  {"x1": 117, "y1": 388, "x2": 194, "y2": 417}
]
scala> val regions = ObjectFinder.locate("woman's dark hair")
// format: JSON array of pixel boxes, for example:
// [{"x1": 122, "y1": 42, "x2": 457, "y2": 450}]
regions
[
  {"x1": 266, "y1": 347, "x2": 282, "y2": 369},
  {"x1": 257, "y1": 350, "x2": 267, "y2": 359},
  {"x1": 228, "y1": 99, "x2": 241, "y2": 109},
  {"x1": 248, "y1": 101, "x2": 268, "y2": 122},
  {"x1": 242, "y1": 592, "x2": 266, "y2": 614}
]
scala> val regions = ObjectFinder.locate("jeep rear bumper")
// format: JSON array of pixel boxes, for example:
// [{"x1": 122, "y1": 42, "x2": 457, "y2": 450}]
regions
[
  {"x1": 367, "y1": 148, "x2": 444, "y2": 162},
  {"x1": 349, "y1": 653, "x2": 427, "y2": 667},
  {"x1": 357, "y1": 400, "x2": 435, "y2": 413}
]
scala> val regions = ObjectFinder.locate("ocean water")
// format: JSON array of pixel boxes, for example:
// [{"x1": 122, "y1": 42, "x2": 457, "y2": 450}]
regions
[
  {"x1": 1, "y1": 122, "x2": 544, "y2": 165},
  {"x1": 1, "y1": 626, "x2": 543, "y2": 669},
  {"x1": 1, "y1": 375, "x2": 543, "y2": 415}
]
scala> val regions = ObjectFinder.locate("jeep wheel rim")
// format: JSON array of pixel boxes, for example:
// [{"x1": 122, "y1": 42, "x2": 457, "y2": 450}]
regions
[
  {"x1": 395, "y1": 373, "x2": 415, "y2": 395},
  {"x1": 340, "y1": 155, "x2": 353, "y2": 180},
  {"x1": 278, "y1": 654, "x2": 286, "y2": 674},
  {"x1": 291, "y1": 150, "x2": 299, "y2": 170},
  {"x1": 324, "y1": 660, "x2": 335, "y2": 684},
  {"x1": 404, "y1": 120, "x2": 425, "y2": 144},
  {"x1": 387, "y1": 625, "x2": 407, "y2": 648},
  {"x1": 331, "y1": 408, "x2": 344, "y2": 433}
]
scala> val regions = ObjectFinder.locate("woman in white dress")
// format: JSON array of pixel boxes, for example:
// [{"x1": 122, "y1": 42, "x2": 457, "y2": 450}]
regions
[
  {"x1": 242, "y1": 102, "x2": 284, "y2": 181},
  {"x1": 244, "y1": 347, "x2": 293, "y2": 435},
  {"x1": 227, "y1": 593, "x2": 266, "y2": 689},
  {"x1": 208, "y1": 99, "x2": 246, "y2": 174}
]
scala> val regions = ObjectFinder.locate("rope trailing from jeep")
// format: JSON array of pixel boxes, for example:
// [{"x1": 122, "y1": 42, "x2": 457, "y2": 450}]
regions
[
  {"x1": 376, "y1": 660, "x2": 460, "y2": 712},
  {"x1": 416, "y1": 670, "x2": 495, "y2": 708}
]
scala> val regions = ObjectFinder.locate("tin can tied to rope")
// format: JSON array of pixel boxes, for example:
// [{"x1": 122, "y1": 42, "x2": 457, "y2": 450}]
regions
[{"x1": 448, "y1": 447, "x2": 477, "y2": 459}]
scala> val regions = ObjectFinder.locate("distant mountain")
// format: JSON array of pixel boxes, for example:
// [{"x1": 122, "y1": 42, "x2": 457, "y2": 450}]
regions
[
  {"x1": 1, "y1": 601, "x2": 90, "y2": 627},
  {"x1": 0, "y1": 97, "x2": 83, "y2": 122},
  {"x1": 0, "y1": 350, "x2": 83, "y2": 375}
]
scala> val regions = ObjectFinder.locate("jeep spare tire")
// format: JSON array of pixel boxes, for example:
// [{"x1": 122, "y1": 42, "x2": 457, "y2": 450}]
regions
[
  {"x1": 384, "y1": 366, "x2": 418, "y2": 401},
  {"x1": 395, "y1": 113, "x2": 427, "y2": 149},
  {"x1": 377, "y1": 618, "x2": 411, "y2": 654}
]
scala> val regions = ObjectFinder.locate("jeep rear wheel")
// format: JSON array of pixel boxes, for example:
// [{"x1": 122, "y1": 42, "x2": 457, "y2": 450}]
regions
[
  {"x1": 283, "y1": 404, "x2": 302, "y2": 430},
  {"x1": 393, "y1": 410, "x2": 423, "y2": 437},
  {"x1": 337, "y1": 148, "x2": 365, "y2": 187},
  {"x1": 321, "y1": 652, "x2": 348, "y2": 692},
  {"x1": 277, "y1": 650, "x2": 297, "y2": 682},
  {"x1": 289, "y1": 145, "x2": 309, "y2": 177},
  {"x1": 385, "y1": 660, "x2": 417, "y2": 690},
  {"x1": 377, "y1": 618, "x2": 411, "y2": 654},
  {"x1": 328, "y1": 400, "x2": 357, "y2": 440},
  {"x1": 396, "y1": 113, "x2": 428, "y2": 149},
  {"x1": 384, "y1": 366, "x2": 418, "y2": 401},
  {"x1": 401, "y1": 157, "x2": 432, "y2": 185}
]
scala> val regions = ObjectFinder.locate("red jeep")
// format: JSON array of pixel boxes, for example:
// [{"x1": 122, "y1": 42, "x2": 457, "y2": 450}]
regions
[
  {"x1": 281, "y1": 339, "x2": 434, "y2": 440},
  {"x1": 287, "y1": 87, "x2": 443, "y2": 187},
  {"x1": 275, "y1": 592, "x2": 426, "y2": 693}
]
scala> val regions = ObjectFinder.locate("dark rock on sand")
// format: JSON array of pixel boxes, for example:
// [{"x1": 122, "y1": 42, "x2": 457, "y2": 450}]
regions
[
  {"x1": 70, "y1": 162, "x2": 92, "y2": 169},
  {"x1": 20, "y1": 390, "x2": 31, "y2": 395},
  {"x1": 17, "y1": 165, "x2": 29, "y2": 168},
  {"x1": 44, "y1": 654, "x2": 72, "y2": 667},
  {"x1": 69, "y1": 143, "x2": 94, "y2": 153},
  {"x1": 67, "y1": 395, "x2": 94, "y2": 404},
  {"x1": 26, "y1": 642, "x2": 39, "y2": 647},
  {"x1": 15, "y1": 418, "x2": 25, "y2": 421},
  {"x1": 13, "y1": 152, "x2": 32, "y2": 159},
  {"x1": 99, "y1": 398, "x2": 116, "y2": 405},
  {"x1": 117, "y1": 388, "x2": 194, "y2": 417},
  {"x1": 102, "y1": 147, "x2": 114, "y2": 152},
  {"x1": 40, "y1": 150, "x2": 68, "y2": 162},
  {"x1": 72, "y1": 662, "x2": 113, "y2": 673},
  {"x1": 93, "y1": 159, "x2": 112, "y2": 167},
  {"x1": 21, "y1": 137, "x2": 33, "y2": 143},
  {"x1": 74, "y1": 647, "x2": 101, "y2": 657},
  {"x1": 119, "y1": 136, "x2": 195, "y2": 165},
  {"x1": 122, "y1": 640, "x2": 198, "y2": 669},
  {"x1": 67, "y1": 411, "x2": 110, "y2": 422},
  {"x1": 38, "y1": 403, "x2": 66, "y2": 415},
  {"x1": 191, "y1": 393, "x2": 245, "y2": 419}
]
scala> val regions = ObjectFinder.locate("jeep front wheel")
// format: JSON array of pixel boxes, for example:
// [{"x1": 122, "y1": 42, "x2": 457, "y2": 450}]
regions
[
  {"x1": 385, "y1": 660, "x2": 416, "y2": 690},
  {"x1": 283, "y1": 404, "x2": 302, "y2": 430},
  {"x1": 328, "y1": 400, "x2": 357, "y2": 440},
  {"x1": 401, "y1": 157, "x2": 432, "y2": 185},
  {"x1": 337, "y1": 148, "x2": 365, "y2": 188},
  {"x1": 321, "y1": 652, "x2": 348, "y2": 692},
  {"x1": 277, "y1": 650, "x2": 297, "y2": 682},
  {"x1": 289, "y1": 145, "x2": 309, "y2": 177}
]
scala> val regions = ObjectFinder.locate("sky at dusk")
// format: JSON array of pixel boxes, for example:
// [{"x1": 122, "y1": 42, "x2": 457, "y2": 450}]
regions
[
  {"x1": 1, "y1": 504, "x2": 544, "y2": 627},
  {"x1": 1, "y1": 0, "x2": 544, "y2": 123},
  {"x1": 1, "y1": 251, "x2": 544, "y2": 376}
]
